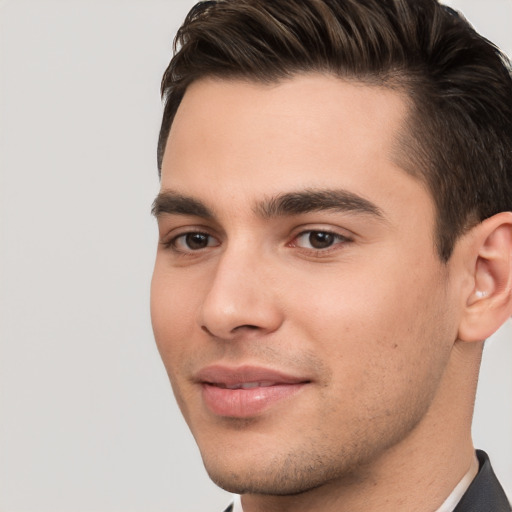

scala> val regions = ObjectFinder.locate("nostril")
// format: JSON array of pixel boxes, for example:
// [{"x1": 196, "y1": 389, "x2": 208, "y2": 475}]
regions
[
  {"x1": 201, "y1": 324, "x2": 260, "y2": 337},
  {"x1": 234, "y1": 324, "x2": 260, "y2": 331}
]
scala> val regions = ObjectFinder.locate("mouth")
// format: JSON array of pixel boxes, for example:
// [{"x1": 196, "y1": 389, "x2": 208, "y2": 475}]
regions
[
  {"x1": 196, "y1": 365, "x2": 311, "y2": 418},
  {"x1": 213, "y1": 380, "x2": 289, "y2": 390}
]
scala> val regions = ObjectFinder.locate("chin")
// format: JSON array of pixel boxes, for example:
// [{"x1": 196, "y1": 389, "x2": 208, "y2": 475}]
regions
[
  {"x1": 199, "y1": 440, "x2": 363, "y2": 497},
  {"x1": 204, "y1": 462, "x2": 324, "y2": 496}
]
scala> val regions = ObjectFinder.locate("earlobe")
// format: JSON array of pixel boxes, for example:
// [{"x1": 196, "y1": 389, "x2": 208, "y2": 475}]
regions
[{"x1": 458, "y1": 212, "x2": 512, "y2": 342}]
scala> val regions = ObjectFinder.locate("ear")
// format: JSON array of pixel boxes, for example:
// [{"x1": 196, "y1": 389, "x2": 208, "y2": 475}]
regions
[{"x1": 458, "y1": 212, "x2": 512, "y2": 342}]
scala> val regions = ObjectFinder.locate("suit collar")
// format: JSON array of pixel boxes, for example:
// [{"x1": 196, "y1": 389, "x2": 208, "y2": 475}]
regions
[{"x1": 453, "y1": 450, "x2": 510, "y2": 512}]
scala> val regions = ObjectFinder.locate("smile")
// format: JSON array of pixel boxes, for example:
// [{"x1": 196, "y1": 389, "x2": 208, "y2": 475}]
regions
[
  {"x1": 216, "y1": 381, "x2": 277, "y2": 390},
  {"x1": 196, "y1": 366, "x2": 310, "y2": 418}
]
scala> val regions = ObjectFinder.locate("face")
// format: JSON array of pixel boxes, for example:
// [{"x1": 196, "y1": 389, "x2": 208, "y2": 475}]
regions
[{"x1": 151, "y1": 75, "x2": 460, "y2": 495}]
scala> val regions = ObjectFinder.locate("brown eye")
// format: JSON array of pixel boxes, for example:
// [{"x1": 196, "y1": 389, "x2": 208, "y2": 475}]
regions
[
  {"x1": 185, "y1": 233, "x2": 210, "y2": 250},
  {"x1": 308, "y1": 231, "x2": 335, "y2": 249},
  {"x1": 170, "y1": 232, "x2": 220, "y2": 252},
  {"x1": 293, "y1": 230, "x2": 349, "y2": 251}
]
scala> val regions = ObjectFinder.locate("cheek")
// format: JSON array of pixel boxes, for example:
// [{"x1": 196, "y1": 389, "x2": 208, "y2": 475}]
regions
[
  {"x1": 150, "y1": 266, "x2": 201, "y2": 363},
  {"x1": 150, "y1": 267, "x2": 204, "y2": 421},
  {"x1": 286, "y1": 256, "x2": 452, "y2": 391},
  {"x1": 285, "y1": 272, "x2": 453, "y2": 449}
]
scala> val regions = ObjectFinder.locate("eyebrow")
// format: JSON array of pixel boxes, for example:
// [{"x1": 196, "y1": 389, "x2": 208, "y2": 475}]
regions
[
  {"x1": 151, "y1": 191, "x2": 214, "y2": 219},
  {"x1": 151, "y1": 188, "x2": 384, "y2": 221},
  {"x1": 255, "y1": 189, "x2": 385, "y2": 219}
]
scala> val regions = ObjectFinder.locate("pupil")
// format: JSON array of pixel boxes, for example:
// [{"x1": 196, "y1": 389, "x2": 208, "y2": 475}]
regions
[
  {"x1": 309, "y1": 231, "x2": 334, "y2": 249},
  {"x1": 186, "y1": 233, "x2": 208, "y2": 249}
]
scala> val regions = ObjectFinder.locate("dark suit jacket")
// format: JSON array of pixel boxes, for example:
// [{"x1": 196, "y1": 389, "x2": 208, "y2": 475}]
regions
[
  {"x1": 454, "y1": 450, "x2": 510, "y2": 512},
  {"x1": 222, "y1": 450, "x2": 510, "y2": 511}
]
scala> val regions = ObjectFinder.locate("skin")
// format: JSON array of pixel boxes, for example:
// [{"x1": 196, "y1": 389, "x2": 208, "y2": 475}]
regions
[{"x1": 151, "y1": 74, "x2": 485, "y2": 512}]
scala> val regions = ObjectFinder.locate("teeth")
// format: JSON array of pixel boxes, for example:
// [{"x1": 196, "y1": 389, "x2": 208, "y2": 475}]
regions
[
  {"x1": 222, "y1": 381, "x2": 276, "y2": 390},
  {"x1": 257, "y1": 381, "x2": 275, "y2": 388},
  {"x1": 240, "y1": 382, "x2": 259, "y2": 389}
]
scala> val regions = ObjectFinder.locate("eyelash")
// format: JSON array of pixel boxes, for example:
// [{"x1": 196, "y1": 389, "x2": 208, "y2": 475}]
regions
[
  {"x1": 289, "y1": 229, "x2": 352, "y2": 254},
  {"x1": 162, "y1": 231, "x2": 219, "y2": 253},
  {"x1": 162, "y1": 228, "x2": 352, "y2": 257}
]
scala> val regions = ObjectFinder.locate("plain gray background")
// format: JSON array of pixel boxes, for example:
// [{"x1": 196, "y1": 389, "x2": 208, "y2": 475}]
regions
[{"x1": 0, "y1": 1, "x2": 510, "y2": 511}]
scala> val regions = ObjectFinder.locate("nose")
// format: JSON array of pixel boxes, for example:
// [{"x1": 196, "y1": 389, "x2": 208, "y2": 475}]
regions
[{"x1": 198, "y1": 248, "x2": 283, "y2": 340}]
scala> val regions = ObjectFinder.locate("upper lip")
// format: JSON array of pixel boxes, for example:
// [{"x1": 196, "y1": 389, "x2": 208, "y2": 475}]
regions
[{"x1": 195, "y1": 365, "x2": 311, "y2": 387}]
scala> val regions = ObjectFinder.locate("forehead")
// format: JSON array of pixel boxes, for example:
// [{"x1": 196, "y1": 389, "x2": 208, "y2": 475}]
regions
[{"x1": 160, "y1": 74, "x2": 426, "y2": 218}]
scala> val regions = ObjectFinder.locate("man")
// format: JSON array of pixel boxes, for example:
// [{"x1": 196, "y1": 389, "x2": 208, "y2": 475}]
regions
[{"x1": 150, "y1": 0, "x2": 512, "y2": 510}]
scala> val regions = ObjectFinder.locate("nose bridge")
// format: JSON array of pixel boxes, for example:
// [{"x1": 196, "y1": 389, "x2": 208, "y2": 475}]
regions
[{"x1": 198, "y1": 241, "x2": 282, "y2": 339}]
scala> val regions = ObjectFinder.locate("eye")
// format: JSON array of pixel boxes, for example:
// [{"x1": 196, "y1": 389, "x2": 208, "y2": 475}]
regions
[
  {"x1": 169, "y1": 232, "x2": 220, "y2": 252},
  {"x1": 292, "y1": 230, "x2": 349, "y2": 250}
]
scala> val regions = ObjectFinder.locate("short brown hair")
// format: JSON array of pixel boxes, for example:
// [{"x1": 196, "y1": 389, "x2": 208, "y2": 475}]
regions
[{"x1": 158, "y1": 0, "x2": 512, "y2": 260}]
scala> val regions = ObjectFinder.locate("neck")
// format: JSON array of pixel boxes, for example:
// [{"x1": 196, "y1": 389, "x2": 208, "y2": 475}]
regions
[{"x1": 241, "y1": 342, "x2": 482, "y2": 512}]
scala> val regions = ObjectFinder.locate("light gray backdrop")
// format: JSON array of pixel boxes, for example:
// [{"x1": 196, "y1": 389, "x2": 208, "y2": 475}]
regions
[{"x1": 0, "y1": 1, "x2": 510, "y2": 511}]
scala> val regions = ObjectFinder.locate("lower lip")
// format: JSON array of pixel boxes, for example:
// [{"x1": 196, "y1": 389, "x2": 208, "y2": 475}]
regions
[{"x1": 201, "y1": 383, "x2": 306, "y2": 418}]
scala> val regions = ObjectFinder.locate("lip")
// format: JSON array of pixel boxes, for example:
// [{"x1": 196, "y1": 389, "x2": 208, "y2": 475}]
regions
[{"x1": 196, "y1": 365, "x2": 310, "y2": 418}]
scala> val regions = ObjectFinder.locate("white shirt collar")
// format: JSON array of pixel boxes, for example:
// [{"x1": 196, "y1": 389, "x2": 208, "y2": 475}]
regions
[
  {"x1": 231, "y1": 494, "x2": 243, "y2": 512},
  {"x1": 230, "y1": 454, "x2": 479, "y2": 512}
]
